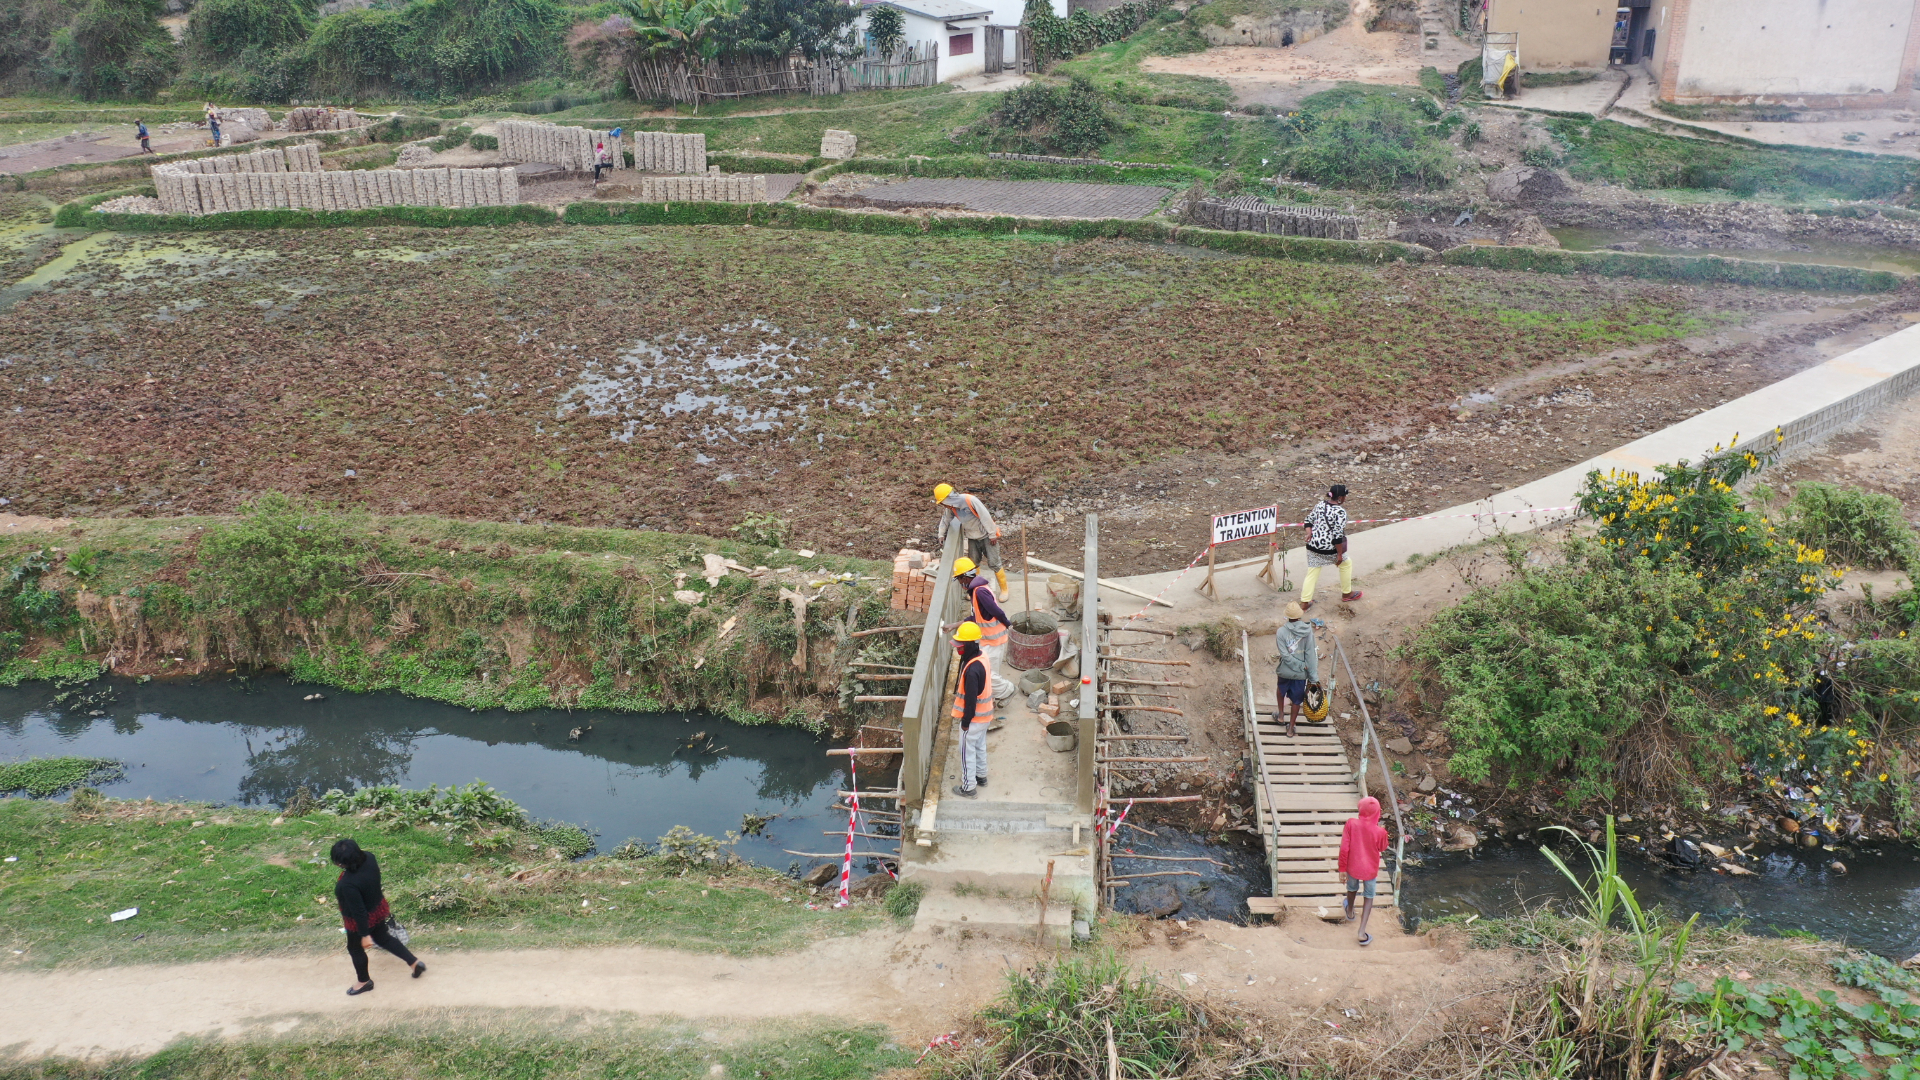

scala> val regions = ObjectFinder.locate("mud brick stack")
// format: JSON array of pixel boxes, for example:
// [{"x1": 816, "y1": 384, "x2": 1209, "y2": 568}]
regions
[
  {"x1": 819, "y1": 129, "x2": 856, "y2": 160},
  {"x1": 150, "y1": 146, "x2": 521, "y2": 216},
  {"x1": 498, "y1": 120, "x2": 645, "y2": 172},
  {"x1": 631, "y1": 131, "x2": 708, "y2": 174},
  {"x1": 633, "y1": 174, "x2": 767, "y2": 202},
  {"x1": 1184, "y1": 196, "x2": 1363, "y2": 240},
  {"x1": 286, "y1": 107, "x2": 367, "y2": 132},
  {"x1": 891, "y1": 549, "x2": 935, "y2": 612}
]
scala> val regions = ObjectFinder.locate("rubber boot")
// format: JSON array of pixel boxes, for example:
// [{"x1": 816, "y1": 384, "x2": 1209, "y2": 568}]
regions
[{"x1": 995, "y1": 569, "x2": 1009, "y2": 599}]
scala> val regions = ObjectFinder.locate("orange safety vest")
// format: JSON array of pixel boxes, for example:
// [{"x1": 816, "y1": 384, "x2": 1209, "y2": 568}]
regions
[
  {"x1": 968, "y1": 579, "x2": 1009, "y2": 649},
  {"x1": 950, "y1": 654, "x2": 991, "y2": 724}
]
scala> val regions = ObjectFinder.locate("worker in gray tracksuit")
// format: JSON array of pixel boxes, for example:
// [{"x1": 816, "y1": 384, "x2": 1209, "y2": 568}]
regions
[{"x1": 1274, "y1": 601, "x2": 1320, "y2": 738}]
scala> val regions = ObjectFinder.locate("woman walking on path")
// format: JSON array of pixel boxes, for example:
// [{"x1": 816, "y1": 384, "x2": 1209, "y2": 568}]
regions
[
  {"x1": 331, "y1": 838, "x2": 425, "y2": 995},
  {"x1": 1299, "y1": 484, "x2": 1362, "y2": 611}
]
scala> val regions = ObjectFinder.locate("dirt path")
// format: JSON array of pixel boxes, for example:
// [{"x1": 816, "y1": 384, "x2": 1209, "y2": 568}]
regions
[
  {"x1": 1142, "y1": 24, "x2": 1477, "y2": 109},
  {"x1": 0, "y1": 918, "x2": 1501, "y2": 1060}
]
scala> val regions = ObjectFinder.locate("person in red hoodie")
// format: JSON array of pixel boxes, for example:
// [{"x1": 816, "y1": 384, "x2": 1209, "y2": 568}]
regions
[{"x1": 1336, "y1": 795, "x2": 1390, "y2": 946}]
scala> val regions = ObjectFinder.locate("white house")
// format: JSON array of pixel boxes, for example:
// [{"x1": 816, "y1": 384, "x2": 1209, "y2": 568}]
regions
[{"x1": 858, "y1": 0, "x2": 993, "y2": 82}]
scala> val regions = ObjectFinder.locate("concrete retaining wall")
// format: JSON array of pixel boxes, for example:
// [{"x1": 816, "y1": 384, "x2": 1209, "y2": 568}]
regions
[
  {"x1": 152, "y1": 149, "x2": 521, "y2": 215},
  {"x1": 631, "y1": 174, "x2": 767, "y2": 202}
]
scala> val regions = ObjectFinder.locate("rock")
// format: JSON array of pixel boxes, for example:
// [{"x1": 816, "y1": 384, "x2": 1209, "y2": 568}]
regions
[
  {"x1": 1903, "y1": 953, "x2": 1920, "y2": 972},
  {"x1": 1416, "y1": 773, "x2": 1438, "y2": 793},
  {"x1": 801, "y1": 863, "x2": 838, "y2": 887},
  {"x1": 1485, "y1": 165, "x2": 1569, "y2": 205},
  {"x1": 221, "y1": 124, "x2": 260, "y2": 145},
  {"x1": 820, "y1": 129, "x2": 857, "y2": 160},
  {"x1": 396, "y1": 142, "x2": 435, "y2": 167},
  {"x1": 1828, "y1": 860, "x2": 1848, "y2": 875},
  {"x1": 672, "y1": 589, "x2": 704, "y2": 605},
  {"x1": 1073, "y1": 919, "x2": 1091, "y2": 941},
  {"x1": 1315, "y1": 905, "x2": 1347, "y2": 923},
  {"x1": 1385, "y1": 737, "x2": 1414, "y2": 756},
  {"x1": 1502, "y1": 213, "x2": 1560, "y2": 248},
  {"x1": 847, "y1": 873, "x2": 894, "y2": 899},
  {"x1": 1137, "y1": 881, "x2": 1183, "y2": 919},
  {"x1": 1417, "y1": 730, "x2": 1448, "y2": 751}
]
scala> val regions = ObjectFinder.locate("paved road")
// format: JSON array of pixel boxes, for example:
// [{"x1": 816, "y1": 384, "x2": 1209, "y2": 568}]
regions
[{"x1": 856, "y1": 178, "x2": 1172, "y2": 219}]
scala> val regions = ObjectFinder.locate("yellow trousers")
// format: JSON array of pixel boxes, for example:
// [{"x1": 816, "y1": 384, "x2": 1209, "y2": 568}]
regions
[{"x1": 1301, "y1": 559, "x2": 1353, "y2": 602}]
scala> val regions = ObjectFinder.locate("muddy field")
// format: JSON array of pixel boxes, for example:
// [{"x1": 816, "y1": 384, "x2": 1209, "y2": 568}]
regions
[{"x1": 0, "y1": 223, "x2": 1909, "y2": 571}]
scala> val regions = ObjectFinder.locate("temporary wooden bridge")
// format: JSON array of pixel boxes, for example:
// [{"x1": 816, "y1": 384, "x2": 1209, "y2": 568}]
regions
[{"x1": 1239, "y1": 628, "x2": 1403, "y2": 915}]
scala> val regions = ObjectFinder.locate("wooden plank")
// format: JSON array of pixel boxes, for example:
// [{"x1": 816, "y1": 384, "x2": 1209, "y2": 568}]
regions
[{"x1": 1246, "y1": 897, "x2": 1284, "y2": 915}]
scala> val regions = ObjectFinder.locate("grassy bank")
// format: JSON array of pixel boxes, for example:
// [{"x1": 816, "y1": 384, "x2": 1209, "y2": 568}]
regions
[
  {"x1": 0, "y1": 792, "x2": 878, "y2": 969},
  {"x1": 0, "y1": 1014, "x2": 908, "y2": 1080},
  {"x1": 0, "y1": 499, "x2": 904, "y2": 728}
]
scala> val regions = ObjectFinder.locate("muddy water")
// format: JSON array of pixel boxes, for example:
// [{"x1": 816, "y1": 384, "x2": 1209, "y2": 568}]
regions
[
  {"x1": 0, "y1": 676, "x2": 893, "y2": 873},
  {"x1": 1548, "y1": 227, "x2": 1920, "y2": 275},
  {"x1": 1400, "y1": 839, "x2": 1920, "y2": 960}
]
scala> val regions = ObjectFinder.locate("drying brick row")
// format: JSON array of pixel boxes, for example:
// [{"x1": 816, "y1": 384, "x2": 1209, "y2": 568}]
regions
[
  {"x1": 149, "y1": 161, "x2": 521, "y2": 216},
  {"x1": 633, "y1": 174, "x2": 766, "y2": 203}
]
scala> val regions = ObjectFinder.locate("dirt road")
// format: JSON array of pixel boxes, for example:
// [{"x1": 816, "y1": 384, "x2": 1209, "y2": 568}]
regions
[
  {"x1": 0, "y1": 918, "x2": 1498, "y2": 1060},
  {"x1": 1143, "y1": 24, "x2": 1477, "y2": 110}
]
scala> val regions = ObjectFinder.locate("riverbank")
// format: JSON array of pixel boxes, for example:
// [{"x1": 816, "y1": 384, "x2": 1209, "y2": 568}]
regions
[{"x1": 0, "y1": 500, "x2": 908, "y2": 731}]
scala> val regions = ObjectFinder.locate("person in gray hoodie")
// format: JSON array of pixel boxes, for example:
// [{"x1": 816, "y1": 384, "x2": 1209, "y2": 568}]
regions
[{"x1": 1274, "y1": 601, "x2": 1319, "y2": 738}]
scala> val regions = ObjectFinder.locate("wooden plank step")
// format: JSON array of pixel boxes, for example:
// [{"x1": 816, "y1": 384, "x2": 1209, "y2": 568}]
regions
[{"x1": 1246, "y1": 897, "x2": 1284, "y2": 916}]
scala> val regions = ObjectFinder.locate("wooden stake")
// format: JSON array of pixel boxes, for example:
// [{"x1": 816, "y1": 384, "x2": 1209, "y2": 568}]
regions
[
  {"x1": 850, "y1": 625, "x2": 920, "y2": 638},
  {"x1": 1021, "y1": 523, "x2": 1031, "y2": 614},
  {"x1": 1096, "y1": 755, "x2": 1210, "y2": 763},
  {"x1": 1098, "y1": 705, "x2": 1185, "y2": 716},
  {"x1": 1096, "y1": 656, "x2": 1191, "y2": 666},
  {"x1": 1095, "y1": 734, "x2": 1189, "y2": 741},
  {"x1": 825, "y1": 747, "x2": 906, "y2": 756},
  {"x1": 1257, "y1": 538, "x2": 1279, "y2": 589},
  {"x1": 1036, "y1": 859, "x2": 1055, "y2": 946},
  {"x1": 1197, "y1": 543, "x2": 1218, "y2": 601},
  {"x1": 1104, "y1": 677, "x2": 1196, "y2": 688},
  {"x1": 1101, "y1": 626, "x2": 1175, "y2": 637},
  {"x1": 853, "y1": 694, "x2": 907, "y2": 702}
]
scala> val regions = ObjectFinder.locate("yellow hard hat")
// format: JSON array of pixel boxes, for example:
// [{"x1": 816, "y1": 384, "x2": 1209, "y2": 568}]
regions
[
  {"x1": 933, "y1": 483, "x2": 954, "y2": 503},
  {"x1": 952, "y1": 556, "x2": 977, "y2": 578},
  {"x1": 953, "y1": 622, "x2": 983, "y2": 642}
]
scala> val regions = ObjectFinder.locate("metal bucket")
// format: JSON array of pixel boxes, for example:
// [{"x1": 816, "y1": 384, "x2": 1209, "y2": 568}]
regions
[
  {"x1": 1007, "y1": 610, "x2": 1061, "y2": 671},
  {"x1": 1045, "y1": 720, "x2": 1077, "y2": 753}
]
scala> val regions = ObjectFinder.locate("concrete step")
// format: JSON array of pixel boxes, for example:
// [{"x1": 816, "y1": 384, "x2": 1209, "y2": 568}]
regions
[
  {"x1": 932, "y1": 797, "x2": 1077, "y2": 834},
  {"x1": 901, "y1": 829, "x2": 1096, "y2": 902},
  {"x1": 913, "y1": 889, "x2": 1078, "y2": 946}
]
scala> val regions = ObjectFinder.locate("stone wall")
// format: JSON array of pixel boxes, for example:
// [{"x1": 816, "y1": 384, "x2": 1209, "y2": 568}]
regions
[
  {"x1": 152, "y1": 146, "x2": 521, "y2": 215},
  {"x1": 631, "y1": 174, "x2": 768, "y2": 202}
]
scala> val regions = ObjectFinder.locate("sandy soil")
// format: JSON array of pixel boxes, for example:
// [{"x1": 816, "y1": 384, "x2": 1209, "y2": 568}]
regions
[
  {"x1": 0, "y1": 511, "x2": 71, "y2": 536},
  {"x1": 0, "y1": 918, "x2": 1503, "y2": 1060},
  {"x1": 1773, "y1": 380, "x2": 1920, "y2": 522},
  {"x1": 1142, "y1": 25, "x2": 1477, "y2": 111}
]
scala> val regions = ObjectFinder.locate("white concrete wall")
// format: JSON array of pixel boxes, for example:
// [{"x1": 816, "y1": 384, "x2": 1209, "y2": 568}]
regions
[
  {"x1": 1485, "y1": 0, "x2": 1614, "y2": 70},
  {"x1": 1675, "y1": 0, "x2": 1914, "y2": 98}
]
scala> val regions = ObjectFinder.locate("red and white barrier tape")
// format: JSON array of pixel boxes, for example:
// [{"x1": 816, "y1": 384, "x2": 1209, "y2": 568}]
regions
[
  {"x1": 916, "y1": 1032, "x2": 959, "y2": 1064},
  {"x1": 1117, "y1": 504, "x2": 1581, "y2": 624},
  {"x1": 834, "y1": 754, "x2": 859, "y2": 908},
  {"x1": 1104, "y1": 798, "x2": 1135, "y2": 840}
]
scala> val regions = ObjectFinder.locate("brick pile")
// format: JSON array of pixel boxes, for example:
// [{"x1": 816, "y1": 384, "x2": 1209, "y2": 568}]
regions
[
  {"x1": 286, "y1": 107, "x2": 366, "y2": 132},
  {"x1": 819, "y1": 129, "x2": 856, "y2": 160},
  {"x1": 1184, "y1": 195, "x2": 1363, "y2": 240},
  {"x1": 891, "y1": 549, "x2": 935, "y2": 612},
  {"x1": 632, "y1": 174, "x2": 768, "y2": 202},
  {"x1": 150, "y1": 146, "x2": 521, "y2": 215},
  {"x1": 631, "y1": 130, "x2": 707, "y2": 173}
]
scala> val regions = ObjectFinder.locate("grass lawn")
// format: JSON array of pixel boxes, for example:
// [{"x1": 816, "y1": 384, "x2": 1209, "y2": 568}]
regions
[
  {"x1": 0, "y1": 1015, "x2": 909, "y2": 1080},
  {"x1": 0, "y1": 797, "x2": 878, "y2": 969}
]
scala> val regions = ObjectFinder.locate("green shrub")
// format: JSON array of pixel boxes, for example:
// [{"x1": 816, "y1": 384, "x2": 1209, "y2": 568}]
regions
[
  {"x1": 193, "y1": 493, "x2": 369, "y2": 622},
  {"x1": 304, "y1": 0, "x2": 564, "y2": 97},
  {"x1": 1410, "y1": 439, "x2": 1910, "y2": 807},
  {"x1": 0, "y1": 757, "x2": 124, "y2": 798},
  {"x1": 988, "y1": 77, "x2": 1115, "y2": 157},
  {"x1": 47, "y1": 0, "x2": 180, "y2": 100},
  {"x1": 370, "y1": 115, "x2": 444, "y2": 144},
  {"x1": 532, "y1": 820, "x2": 595, "y2": 858},
  {"x1": 186, "y1": 0, "x2": 313, "y2": 63},
  {"x1": 1026, "y1": 0, "x2": 1176, "y2": 63},
  {"x1": 966, "y1": 954, "x2": 1224, "y2": 1079},
  {"x1": 319, "y1": 780, "x2": 531, "y2": 829},
  {"x1": 654, "y1": 824, "x2": 735, "y2": 868},
  {"x1": 1783, "y1": 482, "x2": 1920, "y2": 572},
  {"x1": 429, "y1": 123, "x2": 472, "y2": 152},
  {"x1": 1274, "y1": 84, "x2": 1456, "y2": 191},
  {"x1": 1438, "y1": 244, "x2": 1903, "y2": 292},
  {"x1": 468, "y1": 132, "x2": 498, "y2": 150}
]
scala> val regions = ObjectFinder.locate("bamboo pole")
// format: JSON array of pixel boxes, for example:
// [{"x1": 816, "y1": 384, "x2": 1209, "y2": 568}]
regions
[
  {"x1": 1022, "y1": 523, "x2": 1031, "y2": 614},
  {"x1": 1035, "y1": 858, "x2": 1054, "y2": 946},
  {"x1": 821, "y1": 830, "x2": 903, "y2": 840},
  {"x1": 851, "y1": 625, "x2": 920, "y2": 638},
  {"x1": 1100, "y1": 795, "x2": 1205, "y2": 803},
  {"x1": 849, "y1": 661, "x2": 915, "y2": 671},
  {"x1": 1097, "y1": 756, "x2": 1211, "y2": 764},
  {"x1": 1095, "y1": 734, "x2": 1189, "y2": 741},
  {"x1": 835, "y1": 790, "x2": 903, "y2": 800},
  {"x1": 1102, "y1": 626, "x2": 1175, "y2": 637},
  {"x1": 783, "y1": 849, "x2": 899, "y2": 859},
  {"x1": 1111, "y1": 853, "x2": 1228, "y2": 866},
  {"x1": 825, "y1": 747, "x2": 905, "y2": 756},
  {"x1": 1024, "y1": 557, "x2": 1172, "y2": 607},
  {"x1": 1097, "y1": 656, "x2": 1191, "y2": 666},
  {"x1": 859, "y1": 724, "x2": 904, "y2": 733},
  {"x1": 1106, "y1": 870, "x2": 1202, "y2": 880},
  {"x1": 1104, "y1": 677, "x2": 1196, "y2": 688},
  {"x1": 853, "y1": 695, "x2": 907, "y2": 702},
  {"x1": 853, "y1": 673, "x2": 913, "y2": 680},
  {"x1": 1099, "y1": 705, "x2": 1185, "y2": 716}
]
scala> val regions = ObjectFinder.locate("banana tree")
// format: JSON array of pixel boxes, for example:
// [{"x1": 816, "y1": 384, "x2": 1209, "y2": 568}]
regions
[{"x1": 614, "y1": 0, "x2": 743, "y2": 64}]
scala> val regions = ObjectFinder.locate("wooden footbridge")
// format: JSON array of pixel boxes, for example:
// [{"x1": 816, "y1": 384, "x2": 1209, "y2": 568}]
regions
[{"x1": 1239, "y1": 626, "x2": 1405, "y2": 916}]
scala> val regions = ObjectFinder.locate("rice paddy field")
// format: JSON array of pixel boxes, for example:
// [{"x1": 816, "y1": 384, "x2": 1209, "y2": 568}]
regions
[{"x1": 0, "y1": 223, "x2": 1858, "y2": 559}]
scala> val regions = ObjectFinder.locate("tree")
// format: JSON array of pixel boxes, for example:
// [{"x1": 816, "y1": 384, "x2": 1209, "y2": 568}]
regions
[
  {"x1": 52, "y1": 0, "x2": 177, "y2": 98},
  {"x1": 613, "y1": 0, "x2": 743, "y2": 63},
  {"x1": 715, "y1": 0, "x2": 860, "y2": 61},
  {"x1": 864, "y1": 3, "x2": 903, "y2": 57},
  {"x1": 187, "y1": 0, "x2": 316, "y2": 64}
]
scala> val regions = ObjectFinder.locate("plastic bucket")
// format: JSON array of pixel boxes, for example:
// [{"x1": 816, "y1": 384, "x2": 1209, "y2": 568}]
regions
[
  {"x1": 1045, "y1": 720, "x2": 1077, "y2": 753},
  {"x1": 1007, "y1": 610, "x2": 1061, "y2": 671}
]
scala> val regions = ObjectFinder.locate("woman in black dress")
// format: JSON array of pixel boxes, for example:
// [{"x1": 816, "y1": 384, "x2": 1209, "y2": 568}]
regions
[{"x1": 331, "y1": 838, "x2": 426, "y2": 995}]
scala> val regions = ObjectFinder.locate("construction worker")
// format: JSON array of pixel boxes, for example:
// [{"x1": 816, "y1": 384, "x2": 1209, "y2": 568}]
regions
[
  {"x1": 949, "y1": 622, "x2": 990, "y2": 799},
  {"x1": 933, "y1": 483, "x2": 1009, "y2": 597},
  {"x1": 945, "y1": 557, "x2": 1017, "y2": 714}
]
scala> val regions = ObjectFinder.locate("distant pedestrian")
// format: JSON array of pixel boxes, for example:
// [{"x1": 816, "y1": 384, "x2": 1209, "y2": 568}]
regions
[
  {"x1": 948, "y1": 622, "x2": 990, "y2": 799},
  {"x1": 135, "y1": 119, "x2": 153, "y2": 154},
  {"x1": 933, "y1": 483, "x2": 1008, "y2": 597},
  {"x1": 1299, "y1": 484, "x2": 1361, "y2": 611},
  {"x1": 1274, "y1": 601, "x2": 1319, "y2": 738},
  {"x1": 593, "y1": 141, "x2": 612, "y2": 182},
  {"x1": 204, "y1": 103, "x2": 222, "y2": 147},
  {"x1": 330, "y1": 838, "x2": 425, "y2": 995},
  {"x1": 1337, "y1": 795, "x2": 1390, "y2": 946}
]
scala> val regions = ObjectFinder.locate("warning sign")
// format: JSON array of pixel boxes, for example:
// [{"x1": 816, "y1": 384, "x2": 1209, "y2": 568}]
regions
[{"x1": 1211, "y1": 505, "x2": 1280, "y2": 547}]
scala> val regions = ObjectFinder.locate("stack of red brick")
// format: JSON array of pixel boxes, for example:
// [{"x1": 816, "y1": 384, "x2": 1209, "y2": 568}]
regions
[{"x1": 891, "y1": 548, "x2": 934, "y2": 612}]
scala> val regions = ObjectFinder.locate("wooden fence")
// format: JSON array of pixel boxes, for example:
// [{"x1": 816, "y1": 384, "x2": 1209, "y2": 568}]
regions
[{"x1": 627, "y1": 43, "x2": 939, "y2": 106}]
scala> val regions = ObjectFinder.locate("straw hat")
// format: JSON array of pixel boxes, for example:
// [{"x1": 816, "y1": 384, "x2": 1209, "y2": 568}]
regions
[{"x1": 1285, "y1": 602, "x2": 1304, "y2": 620}]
